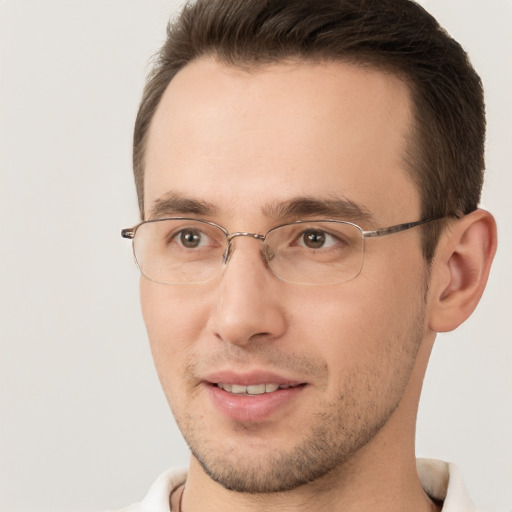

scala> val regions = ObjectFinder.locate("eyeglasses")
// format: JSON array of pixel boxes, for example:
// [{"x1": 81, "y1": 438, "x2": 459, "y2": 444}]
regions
[{"x1": 121, "y1": 217, "x2": 443, "y2": 286}]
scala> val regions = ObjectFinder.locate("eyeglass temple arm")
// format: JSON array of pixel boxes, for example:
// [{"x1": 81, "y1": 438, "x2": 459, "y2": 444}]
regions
[{"x1": 362, "y1": 214, "x2": 459, "y2": 239}]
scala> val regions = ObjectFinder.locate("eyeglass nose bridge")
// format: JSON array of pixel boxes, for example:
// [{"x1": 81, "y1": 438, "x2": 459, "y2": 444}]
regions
[{"x1": 223, "y1": 231, "x2": 267, "y2": 265}]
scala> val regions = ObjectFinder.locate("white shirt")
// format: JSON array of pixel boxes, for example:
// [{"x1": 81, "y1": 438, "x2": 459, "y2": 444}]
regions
[{"x1": 113, "y1": 459, "x2": 476, "y2": 512}]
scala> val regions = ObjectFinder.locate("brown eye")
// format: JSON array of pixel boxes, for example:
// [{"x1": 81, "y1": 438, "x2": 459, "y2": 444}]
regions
[
  {"x1": 302, "y1": 230, "x2": 326, "y2": 249},
  {"x1": 179, "y1": 229, "x2": 202, "y2": 248}
]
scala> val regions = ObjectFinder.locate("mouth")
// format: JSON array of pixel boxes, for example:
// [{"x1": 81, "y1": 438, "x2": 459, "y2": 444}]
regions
[
  {"x1": 215, "y1": 382, "x2": 303, "y2": 395},
  {"x1": 205, "y1": 375, "x2": 307, "y2": 422}
]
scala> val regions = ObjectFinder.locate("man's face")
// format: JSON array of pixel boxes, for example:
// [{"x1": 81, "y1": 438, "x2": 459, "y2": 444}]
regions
[{"x1": 141, "y1": 59, "x2": 431, "y2": 492}]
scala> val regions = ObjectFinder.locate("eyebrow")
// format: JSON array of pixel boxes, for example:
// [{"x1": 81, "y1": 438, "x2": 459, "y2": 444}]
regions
[
  {"x1": 263, "y1": 196, "x2": 375, "y2": 225},
  {"x1": 148, "y1": 192, "x2": 218, "y2": 219},
  {"x1": 148, "y1": 192, "x2": 375, "y2": 225}
]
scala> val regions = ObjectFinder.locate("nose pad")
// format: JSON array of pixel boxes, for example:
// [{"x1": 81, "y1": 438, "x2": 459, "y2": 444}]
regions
[
  {"x1": 222, "y1": 234, "x2": 269, "y2": 268},
  {"x1": 222, "y1": 242, "x2": 233, "y2": 265},
  {"x1": 264, "y1": 244, "x2": 275, "y2": 262},
  {"x1": 222, "y1": 239, "x2": 273, "y2": 271}
]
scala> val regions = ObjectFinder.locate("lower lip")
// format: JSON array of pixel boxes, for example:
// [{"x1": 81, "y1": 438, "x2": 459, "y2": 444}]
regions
[{"x1": 206, "y1": 384, "x2": 305, "y2": 422}]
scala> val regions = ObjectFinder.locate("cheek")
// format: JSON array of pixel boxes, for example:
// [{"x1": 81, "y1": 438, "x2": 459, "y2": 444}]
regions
[
  {"x1": 295, "y1": 261, "x2": 427, "y2": 378},
  {"x1": 140, "y1": 279, "x2": 210, "y2": 376}
]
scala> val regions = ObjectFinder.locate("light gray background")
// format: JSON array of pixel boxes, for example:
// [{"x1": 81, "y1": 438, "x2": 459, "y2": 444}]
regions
[{"x1": 0, "y1": 1, "x2": 510, "y2": 511}]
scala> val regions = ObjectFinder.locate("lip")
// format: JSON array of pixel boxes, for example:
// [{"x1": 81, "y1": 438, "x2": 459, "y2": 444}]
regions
[{"x1": 204, "y1": 370, "x2": 306, "y2": 422}]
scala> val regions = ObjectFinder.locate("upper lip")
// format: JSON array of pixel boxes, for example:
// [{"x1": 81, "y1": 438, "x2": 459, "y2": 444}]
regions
[{"x1": 204, "y1": 370, "x2": 304, "y2": 387}]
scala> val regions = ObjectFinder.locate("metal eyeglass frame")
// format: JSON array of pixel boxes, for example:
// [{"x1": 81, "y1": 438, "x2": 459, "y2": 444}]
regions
[{"x1": 121, "y1": 215, "x2": 449, "y2": 284}]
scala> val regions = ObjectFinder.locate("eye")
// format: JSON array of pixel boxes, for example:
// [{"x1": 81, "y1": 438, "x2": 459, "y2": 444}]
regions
[
  {"x1": 176, "y1": 228, "x2": 208, "y2": 248},
  {"x1": 298, "y1": 229, "x2": 339, "y2": 249}
]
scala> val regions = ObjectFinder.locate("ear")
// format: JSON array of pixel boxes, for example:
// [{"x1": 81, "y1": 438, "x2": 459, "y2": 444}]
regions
[{"x1": 427, "y1": 209, "x2": 497, "y2": 333}]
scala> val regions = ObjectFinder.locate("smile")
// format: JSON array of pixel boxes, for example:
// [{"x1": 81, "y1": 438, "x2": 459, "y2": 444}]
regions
[
  {"x1": 208, "y1": 381, "x2": 306, "y2": 421},
  {"x1": 216, "y1": 383, "x2": 299, "y2": 395}
]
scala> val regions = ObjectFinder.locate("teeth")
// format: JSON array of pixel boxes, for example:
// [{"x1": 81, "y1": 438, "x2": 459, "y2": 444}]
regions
[
  {"x1": 247, "y1": 384, "x2": 266, "y2": 395},
  {"x1": 217, "y1": 383, "x2": 288, "y2": 395},
  {"x1": 231, "y1": 384, "x2": 247, "y2": 394}
]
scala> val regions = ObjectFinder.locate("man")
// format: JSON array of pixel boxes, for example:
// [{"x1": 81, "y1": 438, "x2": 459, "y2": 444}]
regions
[{"x1": 119, "y1": 0, "x2": 497, "y2": 510}]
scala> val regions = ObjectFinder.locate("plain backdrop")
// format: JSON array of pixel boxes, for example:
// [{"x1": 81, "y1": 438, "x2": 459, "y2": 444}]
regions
[{"x1": 0, "y1": 1, "x2": 510, "y2": 511}]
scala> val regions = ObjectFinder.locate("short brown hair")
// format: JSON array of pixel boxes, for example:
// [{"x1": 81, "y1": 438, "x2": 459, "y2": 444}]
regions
[{"x1": 133, "y1": 0, "x2": 485, "y2": 261}]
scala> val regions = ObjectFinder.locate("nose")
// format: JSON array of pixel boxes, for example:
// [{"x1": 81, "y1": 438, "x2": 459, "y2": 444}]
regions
[{"x1": 206, "y1": 237, "x2": 287, "y2": 346}]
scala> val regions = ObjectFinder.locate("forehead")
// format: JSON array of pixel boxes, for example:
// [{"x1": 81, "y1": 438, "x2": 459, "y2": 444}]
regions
[{"x1": 144, "y1": 58, "x2": 419, "y2": 226}]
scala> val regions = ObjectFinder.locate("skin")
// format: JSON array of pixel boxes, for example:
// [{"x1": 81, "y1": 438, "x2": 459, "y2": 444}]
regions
[{"x1": 140, "y1": 58, "x2": 496, "y2": 512}]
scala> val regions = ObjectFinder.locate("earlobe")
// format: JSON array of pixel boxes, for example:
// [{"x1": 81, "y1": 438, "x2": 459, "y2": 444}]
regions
[{"x1": 428, "y1": 209, "x2": 497, "y2": 333}]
